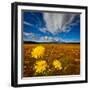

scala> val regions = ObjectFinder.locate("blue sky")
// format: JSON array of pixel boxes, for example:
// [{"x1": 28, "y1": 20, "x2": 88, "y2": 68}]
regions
[{"x1": 22, "y1": 11, "x2": 80, "y2": 43}]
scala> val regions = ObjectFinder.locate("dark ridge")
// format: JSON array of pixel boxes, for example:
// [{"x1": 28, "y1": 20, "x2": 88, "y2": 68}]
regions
[{"x1": 23, "y1": 41, "x2": 80, "y2": 44}]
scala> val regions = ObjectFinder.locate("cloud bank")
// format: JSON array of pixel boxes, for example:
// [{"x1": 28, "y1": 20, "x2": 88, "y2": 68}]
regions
[
  {"x1": 23, "y1": 32, "x2": 64, "y2": 42},
  {"x1": 42, "y1": 13, "x2": 77, "y2": 34}
]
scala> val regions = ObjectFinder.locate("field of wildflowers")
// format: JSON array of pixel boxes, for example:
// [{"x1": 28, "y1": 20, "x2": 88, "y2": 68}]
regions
[{"x1": 23, "y1": 44, "x2": 80, "y2": 77}]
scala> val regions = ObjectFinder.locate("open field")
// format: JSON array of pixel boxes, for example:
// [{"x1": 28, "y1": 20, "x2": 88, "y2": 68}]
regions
[{"x1": 23, "y1": 44, "x2": 80, "y2": 77}]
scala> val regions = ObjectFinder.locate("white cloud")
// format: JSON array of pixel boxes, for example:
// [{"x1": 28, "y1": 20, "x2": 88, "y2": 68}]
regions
[
  {"x1": 39, "y1": 36, "x2": 64, "y2": 42},
  {"x1": 23, "y1": 32, "x2": 34, "y2": 36},
  {"x1": 63, "y1": 39, "x2": 80, "y2": 43},
  {"x1": 39, "y1": 36, "x2": 52, "y2": 42},
  {"x1": 23, "y1": 32, "x2": 39, "y2": 41},
  {"x1": 70, "y1": 20, "x2": 80, "y2": 26},
  {"x1": 23, "y1": 31, "x2": 65, "y2": 42},
  {"x1": 39, "y1": 28, "x2": 48, "y2": 33},
  {"x1": 43, "y1": 13, "x2": 77, "y2": 34},
  {"x1": 24, "y1": 21, "x2": 38, "y2": 29},
  {"x1": 23, "y1": 21, "x2": 33, "y2": 26}
]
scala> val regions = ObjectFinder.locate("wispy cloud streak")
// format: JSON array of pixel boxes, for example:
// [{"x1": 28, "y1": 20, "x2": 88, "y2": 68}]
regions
[{"x1": 42, "y1": 13, "x2": 78, "y2": 34}]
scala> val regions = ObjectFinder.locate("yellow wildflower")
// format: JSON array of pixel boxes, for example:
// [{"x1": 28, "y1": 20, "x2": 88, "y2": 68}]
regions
[
  {"x1": 31, "y1": 46, "x2": 45, "y2": 59},
  {"x1": 53, "y1": 59, "x2": 62, "y2": 70},
  {"x1": 34, "y1": 60, "x2": 47, "y2": 73}
]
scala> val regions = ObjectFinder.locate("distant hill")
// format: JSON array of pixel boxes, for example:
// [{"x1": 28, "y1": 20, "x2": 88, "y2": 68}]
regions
[{"x1": 24, "y1": 41, "x2": 80, "y2": 44}]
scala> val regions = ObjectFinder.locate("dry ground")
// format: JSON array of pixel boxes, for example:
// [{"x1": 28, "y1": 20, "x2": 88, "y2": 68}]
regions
[{"x1": 23, "y1": 44, "x2": 80, "y2": 77}]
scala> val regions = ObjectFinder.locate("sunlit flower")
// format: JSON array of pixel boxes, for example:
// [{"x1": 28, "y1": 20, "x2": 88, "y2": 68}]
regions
[
  {"x1": 53, "y1": 59, "x2": 62, "y2": 70},
  {"x1": 31, "y1": 46, "x2": 45, "y2": 59},
  {"x1": 34, "y1": 60, "x2": 47, "y2": 73}
]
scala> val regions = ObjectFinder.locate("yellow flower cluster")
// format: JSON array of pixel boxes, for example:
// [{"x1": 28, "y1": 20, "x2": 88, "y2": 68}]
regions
[
  {"x1": 31, "y1": 45, "x2": 62, "y2": 74},
  {"x1": 34, "y1": 60, "x2": 47, "y2": 73},
  {"x1": 31, "y1": 46, "x2": 45, "y2": 59},
  {"x1": 53, "y1": 59, "x2": 62, "y2": 70}
]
